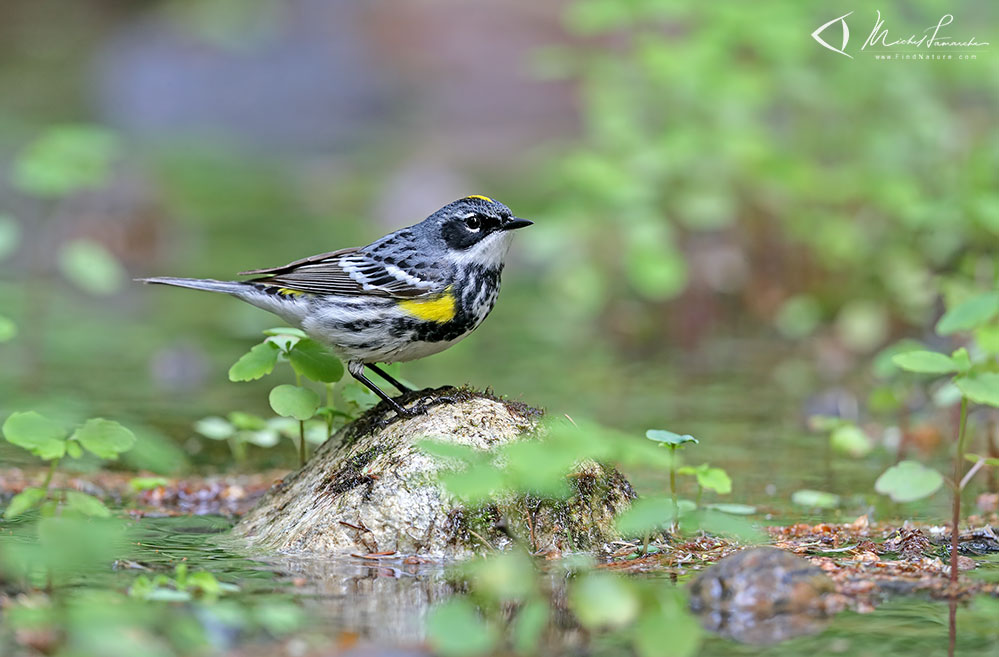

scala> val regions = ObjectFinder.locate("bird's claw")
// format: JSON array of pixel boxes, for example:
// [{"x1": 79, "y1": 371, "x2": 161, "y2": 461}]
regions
[{"x1": 399, "y1": 403, "x2": 429, "y2": 418}]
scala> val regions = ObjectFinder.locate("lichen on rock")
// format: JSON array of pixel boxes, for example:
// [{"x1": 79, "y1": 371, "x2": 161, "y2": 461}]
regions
[{"x1": 231, "y1": 387, "x2": 635, "y2": 559}]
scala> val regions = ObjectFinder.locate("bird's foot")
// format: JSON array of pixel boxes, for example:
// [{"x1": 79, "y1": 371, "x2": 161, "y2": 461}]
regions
[{"x1": 398, "y1": 403, "x2": 430, "y2": 418}]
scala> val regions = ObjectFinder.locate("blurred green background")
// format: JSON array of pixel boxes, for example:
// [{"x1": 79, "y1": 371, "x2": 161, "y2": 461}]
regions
[{"x1": 0, "y1": 0, "x2": 996, "y2": 512}]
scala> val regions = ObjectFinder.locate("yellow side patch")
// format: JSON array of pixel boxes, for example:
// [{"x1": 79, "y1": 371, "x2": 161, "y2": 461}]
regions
[
  {"x1": 466, "y1": 194, "x2": 494, "y2": 203},
  {"x1": 276, "y1": 287, "x2": 305, "y2": 297},
  {"x1": 398, "y1": 290, "x2": 456, "y2": 323}
]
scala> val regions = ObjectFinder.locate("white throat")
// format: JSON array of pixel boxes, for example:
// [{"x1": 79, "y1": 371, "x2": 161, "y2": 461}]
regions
[{"x1": 450, "y1": 230, "x2": 515, "y2": 270}]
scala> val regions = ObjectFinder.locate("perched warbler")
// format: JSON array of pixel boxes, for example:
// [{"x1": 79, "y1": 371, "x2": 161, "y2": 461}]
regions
[{"x1": 140, "y1": 196, "x2": 532, "y2": 416}]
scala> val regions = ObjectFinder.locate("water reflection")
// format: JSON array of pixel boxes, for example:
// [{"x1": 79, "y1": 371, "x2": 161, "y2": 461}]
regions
[
  {"x1": 263, "y1": 556, "x2": 456, "y2": 644},
  {"x1": 688, "y1": 548, "x2": 838, "y2": 645}
]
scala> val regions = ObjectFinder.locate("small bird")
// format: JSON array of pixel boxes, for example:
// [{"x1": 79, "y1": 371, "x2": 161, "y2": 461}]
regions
[{"x1": 140, "y1": 196, "x2": 532, "y2": 416}]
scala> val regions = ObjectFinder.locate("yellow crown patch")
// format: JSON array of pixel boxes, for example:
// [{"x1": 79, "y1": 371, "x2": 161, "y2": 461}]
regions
[{"x1": 465, "y1": 195, "x2": 494, "y2": 203}]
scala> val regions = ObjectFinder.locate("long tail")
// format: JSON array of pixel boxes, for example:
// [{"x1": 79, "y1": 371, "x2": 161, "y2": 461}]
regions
[{"x1": 136, "y1": 277, "x2": 248, "y2": 295}]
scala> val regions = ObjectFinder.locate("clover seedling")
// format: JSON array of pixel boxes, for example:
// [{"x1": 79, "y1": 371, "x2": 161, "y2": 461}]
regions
[
  {"x1": 227, "y1": 327, "x2": 349, "y2": 466},
  {"x1": 2, "y1": 411, "x2": 135, "y2": 519},
  {"x1": 644, "y1": 430, "x2": 698, "y2": 534}
]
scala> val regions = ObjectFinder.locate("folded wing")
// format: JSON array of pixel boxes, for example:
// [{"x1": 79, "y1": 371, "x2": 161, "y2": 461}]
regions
[{"x1": 240, "y1": 248, "x2": 444, "y2": 298}]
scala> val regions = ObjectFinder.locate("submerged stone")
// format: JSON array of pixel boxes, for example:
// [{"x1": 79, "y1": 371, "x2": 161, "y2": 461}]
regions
[
  {"x1": 688, "y1": 547, "x2": 837, "y2": 645},
  {"x1": 231, "y1": 388, "x2": 635, "y2": 558}
]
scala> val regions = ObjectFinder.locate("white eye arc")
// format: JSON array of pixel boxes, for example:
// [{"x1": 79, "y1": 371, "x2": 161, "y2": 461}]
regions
[{"x1": 464, "y1": 215, "x2": 481, "y2": 232}]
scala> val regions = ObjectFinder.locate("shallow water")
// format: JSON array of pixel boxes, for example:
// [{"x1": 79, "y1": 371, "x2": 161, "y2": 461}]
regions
[
  {"x1": 112, "y1": 515, "x2": 998, "y2": 655},
  {"x1": 3, "y1": 339, "x2": 997, "y2": 655}
]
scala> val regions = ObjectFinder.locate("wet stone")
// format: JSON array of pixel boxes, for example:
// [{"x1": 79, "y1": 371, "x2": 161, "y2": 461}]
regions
[
  {"x1": 231, "y1": 388, "x2": 634, "y2": 559},
  {"x1": 688, "y1": 547, "x2": 837, "y2": 645},
  {"x1": 953, "y1": 525, "x2": 999, "y2": 556}
]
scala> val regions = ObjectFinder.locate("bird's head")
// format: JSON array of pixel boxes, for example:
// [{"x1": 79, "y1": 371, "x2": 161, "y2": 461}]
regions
[{"x1": 425, "y1": 196, "x2": 532, "y2": 268}]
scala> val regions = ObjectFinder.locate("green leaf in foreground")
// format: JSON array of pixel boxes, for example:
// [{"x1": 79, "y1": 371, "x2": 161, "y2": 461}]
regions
[
  {"x1": 253, "y1": 601, "x2": 304, "y2": 635},
  {"x1": 615, "y1": 496, "x2": 672, "y2": 535},
  {"x1": 634, "y1": 604, "x2": 701, "y2": 657},
  {"x1": 64, "y1": 491, "x2": 111, "y2": 518},
  {"x1": 645, "y1": 429, "x2": 698, "y2": 446},
  {"x1": 288, "y1": 338, "x2": 344, "y2": 382},
  {"x1": 440, "y1": 464, "x2": 506, "y2": 504},
  {"x1": 228, "y1": 342, "x2": 280, "y2": 381},
  {"x1": 512, "y1": 599, "x2": 549, "y2": 655},
  {"x1": 682, "y1": 509, "x2": 765, "y2": 542},
  {"x1": 936, "y1": 292, "x2": 999, "y2": 335},
  {"x1": 875, "y1": 460, "x2": 944, "y2": 502},
  {"x1": 268, "y1": 385, "x2": 320, "y2": 421},
  {"x1": 462, "y1": 550, "x2": 536, "y2": 601},
  {"x1": 71, "y1": 418, "x2": 136, "y2": 459},
  {"x1": 955, "y1": 373, "x2": 999, "y2": 407},
  {"x1": 426, "y1": 599, "x2": 498, "y2": 657},
  {"x1": 4, "y1": 487, "x2": 46, "y2": 519},
  {"x1": 891, "y1": 350, "x2": 958, "y2": 374},
  {"x1": 501, "y1": 439, "x2": 575, "y2": 498},
  {"x1": 416, "y1": 439, "x2": 485, "y2": 464},
  {"x1": 569, "y1": 573, "x2": 639, "y2": 629},
  {"x1": 791, "y1": 489, "x2": 840, "y2": 509},
  {"x1": 2, "y1": 411, "x2": 67, "y2": 459}
]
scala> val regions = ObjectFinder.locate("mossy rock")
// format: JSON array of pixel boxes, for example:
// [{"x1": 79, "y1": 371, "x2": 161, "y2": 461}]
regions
[{"x1": 232, "y1": 388, "x2": 635, "y2": 558}]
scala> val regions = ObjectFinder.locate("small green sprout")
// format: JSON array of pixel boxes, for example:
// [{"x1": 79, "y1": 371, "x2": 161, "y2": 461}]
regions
[
  {"x1": 224, "y1": 327, "x2": 383, "y2": 466},
  {"x1": 645, "y1": 429, "x2": 698, "y2": 533},
  {"x1": 2, "y1": 411, "x2": 135, "y2": 519}
]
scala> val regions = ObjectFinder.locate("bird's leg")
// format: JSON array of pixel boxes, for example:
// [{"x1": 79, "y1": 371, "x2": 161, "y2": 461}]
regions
[
  {"x1": 348, "y1": 362, "x2": 419, "y2": 417},
  {"x1": 365, "y1": 363, "x2": 413, "y2": 394}
]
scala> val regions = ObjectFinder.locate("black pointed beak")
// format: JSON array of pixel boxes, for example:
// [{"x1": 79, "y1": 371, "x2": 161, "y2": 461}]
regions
[{"x1": 501, "y1": 217, "x2": 533, "y2": 231}]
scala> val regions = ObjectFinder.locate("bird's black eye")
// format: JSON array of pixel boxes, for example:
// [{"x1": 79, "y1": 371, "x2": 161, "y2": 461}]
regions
[{"x1": 465, "y1": 215, "x2": 481, "y2": 231}]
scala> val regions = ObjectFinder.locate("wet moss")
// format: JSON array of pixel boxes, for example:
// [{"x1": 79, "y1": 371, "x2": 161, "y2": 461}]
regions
[
  {"x1": 444, "y1": 505, "x2": 505, "y2": 549},
  {"x1": 319, "y1": 447, "x2": 380, "y2": 499}
]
